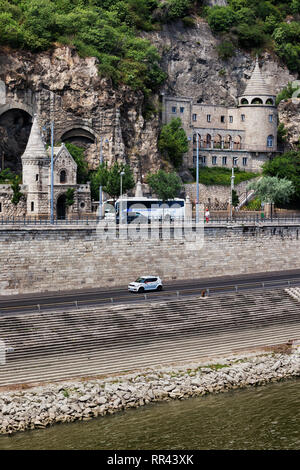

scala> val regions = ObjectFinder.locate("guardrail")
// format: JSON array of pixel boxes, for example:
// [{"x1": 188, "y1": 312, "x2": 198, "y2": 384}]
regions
[
  {"x1": 1, "y1": 215, "x2": 300, "y2": 225},
  {"x1": 1, "y1": 277, "x2": 300, "y2": 315}
]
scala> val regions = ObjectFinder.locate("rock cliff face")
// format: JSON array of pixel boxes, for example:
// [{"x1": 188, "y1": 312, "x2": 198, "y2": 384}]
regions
[
  {"x1": 0, "y1": 17, "x2": 298, "y2": 179},
  {"x1": 278, "y1": 99, "x2": 300, "y2": 149},
  {"x1": 0, "y1": 46, "x2": 161, "y2": 178}
]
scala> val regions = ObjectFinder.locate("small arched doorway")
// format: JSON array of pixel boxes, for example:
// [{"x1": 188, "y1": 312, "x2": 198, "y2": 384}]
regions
[{"x1": 57, "y1": 194, "x2": 66, "y2": 220}]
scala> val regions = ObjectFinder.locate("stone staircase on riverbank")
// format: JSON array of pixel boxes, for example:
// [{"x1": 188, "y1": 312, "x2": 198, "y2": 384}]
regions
[{"x1": 0, "y1": 289, "x2": 299, "y2": 387}]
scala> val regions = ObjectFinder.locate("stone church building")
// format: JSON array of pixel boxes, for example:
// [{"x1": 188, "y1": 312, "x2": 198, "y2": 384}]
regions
[
  {"x1": 162, "y1": 58, "x2": 279, "y2": 172},
  {"x1": 0, "y1": 115, "x2": 91, "y2": 218}
]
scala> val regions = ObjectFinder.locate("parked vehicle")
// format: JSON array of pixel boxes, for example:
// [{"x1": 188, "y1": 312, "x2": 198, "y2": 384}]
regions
[
  {"x1": 115, "y1": 197, "x2": 185, "y2": 224},
  {"x1": 128, "y1": 276, "x2": 163, "y2": 293}
]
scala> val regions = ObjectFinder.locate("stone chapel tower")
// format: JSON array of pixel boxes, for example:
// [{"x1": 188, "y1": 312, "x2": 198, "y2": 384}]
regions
[{"x1": 21, "y1": 114, "x2": 49, "y2": 216}]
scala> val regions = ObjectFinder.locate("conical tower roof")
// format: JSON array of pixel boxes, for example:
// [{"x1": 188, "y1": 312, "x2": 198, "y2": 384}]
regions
[
  {"x1": 242, "y1": 58, "x2": 274, "y2": 96},
  {"x1": 22, "y1": 114, "x2": 49, "y2": 160}
]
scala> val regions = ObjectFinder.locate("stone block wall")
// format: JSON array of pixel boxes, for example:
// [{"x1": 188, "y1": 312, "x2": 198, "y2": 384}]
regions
[
  {"x1": 184, "y1": 180, "x2": 255, "y2": 209},
  {"x1": 0, "y1": 226, "x2": 299, "y2": 295}
]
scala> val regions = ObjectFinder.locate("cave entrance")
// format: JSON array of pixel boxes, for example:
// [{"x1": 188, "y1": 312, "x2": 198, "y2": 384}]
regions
[
  {"x1": 0, "y1": 109, "x2": 32, "y2": 174},
  {"x1": 61, "y1": 128, "x2": 95, "y2": 149}
]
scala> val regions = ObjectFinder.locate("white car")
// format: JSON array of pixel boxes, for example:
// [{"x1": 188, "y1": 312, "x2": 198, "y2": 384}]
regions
[{"x1": 128, "y1": 276, "x2": 163, "y2": 293}]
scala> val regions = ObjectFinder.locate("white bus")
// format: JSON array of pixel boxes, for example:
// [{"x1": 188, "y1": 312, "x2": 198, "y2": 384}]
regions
[{"x1": 104, "y1": 197, "x2": 185, "y2": 223}]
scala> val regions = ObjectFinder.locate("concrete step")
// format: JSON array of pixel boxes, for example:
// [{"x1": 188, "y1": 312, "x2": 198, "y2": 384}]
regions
[{"x1": 0, "y1": 289, "x2": 299, "y2": 386}]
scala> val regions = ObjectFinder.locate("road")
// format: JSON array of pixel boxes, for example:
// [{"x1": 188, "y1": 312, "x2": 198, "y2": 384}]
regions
[{"x1": 1, "y1": 268, "x2": 300, "y2": 316}]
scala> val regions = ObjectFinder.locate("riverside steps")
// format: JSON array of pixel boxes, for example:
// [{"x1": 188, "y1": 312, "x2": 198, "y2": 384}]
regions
[{"x1": 0, "y1": 289, "x2": 299, "y2": 387}]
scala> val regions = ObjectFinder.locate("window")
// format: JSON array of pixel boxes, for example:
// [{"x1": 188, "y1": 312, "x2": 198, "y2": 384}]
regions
[
  {"x1": 269, "y1": 114, "x2": 273, "y2": 122},
  {"x1": 241, "y1": 98, "x2": 248, "y2": 105},
  {"x1": 200, "y1": 156, "x2": 206, "y2": 166},
  {"x1": 266, "y1": 98, "x2": 274, "y2": 105},
  {"x1": 172, "y1": 106, "x2": 177, "y2": 113},
  {"x1": 36, "y1": 174, "x2": 39, "y2": 181},
  {"x1": 207, "y1": 114, "x2": 211, "y2": 123},
  {"x1": 212, "y1": 156, "x2": 217, "y2": 165},
  {"x1": 180, "y1": 107, "x2": 184, "y2": 113},
  {"x1": 267, "y1": 135, "x2": 274, "y2": 147},
  {"x1": 222, "y1": 156, "x2": 227, "y2": 165},
  {"x1": 229, "y1": 116, "x2": 233, "y2": 123},
  {"x1": 251, "y1": 97, "x2": 263, "y2": 105},
  {"x1": 233, "y1": 157, "x2": 238, "y2": 167},
  {"x1": 243, "y1": 157, "x2": 248, "y2": 166},
  {"x1": 221, "y1": 116, "x2": 225, "y2": 123},
  {"x1": 60, "y1": 170, "x2": 66, "y2": 183},
  {"x1": 241, "y1": 114, "x2": 245, "y2": 122},
  {"x1": 192, "y1": 114, "x2": 197, "y2": 122},
  {"x1": 31, "y1": 201, "x2": 34, "y2": 212}
]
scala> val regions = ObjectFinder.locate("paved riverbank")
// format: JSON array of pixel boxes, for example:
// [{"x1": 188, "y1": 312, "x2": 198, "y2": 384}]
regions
[{"x1": 0, "y1": 349, "x2": 299, "y2": 435}]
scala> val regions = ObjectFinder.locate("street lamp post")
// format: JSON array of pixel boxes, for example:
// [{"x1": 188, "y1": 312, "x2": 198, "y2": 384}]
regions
[
  {"x1": 43, "y1": 120, "x2": 54, "y2": 224},
  {"x1": 230, "y1": 166, "x2": 235, "y2": 220},
  {"x1": 120, "y1": 170, "x2": 125, "y2": 224},
  {"x1": 196, "y1": 133, "x2": 200, "y2": 223},
  {"x1": 50, "y1": 121, "x2": 54, "y2": 224},
  {"x1": 99, "y1": 136, "x2": 109, "y2": 220}
]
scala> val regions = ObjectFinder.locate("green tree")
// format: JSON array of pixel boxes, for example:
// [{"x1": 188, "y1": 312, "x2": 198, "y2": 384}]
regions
[
  {"x1": 0, "y1": 168, "x2": 16, "y2": 183},
  {"x1": 247, "y1": 176, "x2": 295, "y2": 207},
  {"x1": 146, "y1": 170, "x2": 182, "y2": 201},
  {"x1": 91, "y1": 161, "x2": 135, "y2": 200},
  {"x1": 158, "y1": 118, "x2": 188, "y2": 168},
  {"x1": 231, "y1": 189, "x2": 239, "y2": 208},
  {"x1": 11, "y1": 175, "x2": 23, "y2": 206},
  {"x1": 65, "y1": 142, "x2": 89, "y2": 184},
  {"x1": 206, "y1": 6, "x2": 236, "y2": 32},
  {"x1": 65, "y1": 188, "x2": 75, "y2": 206},
  {"x1": 262, "y1": 151, "x2": 300, "y2": 207}
]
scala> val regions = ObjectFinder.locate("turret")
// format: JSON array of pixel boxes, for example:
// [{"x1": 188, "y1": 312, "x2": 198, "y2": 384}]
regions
[
  {"x1": 21, "y1": 114, "x2": 50, "y2": 215},
  {"x1": 238, "y1": 58, "x2": 277, "y2": 152}
]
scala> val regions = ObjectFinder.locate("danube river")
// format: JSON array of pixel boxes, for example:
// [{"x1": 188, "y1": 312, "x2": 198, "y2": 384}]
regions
[{"x1": 0, "y1": 379, "x2": 299, "y2": 450}]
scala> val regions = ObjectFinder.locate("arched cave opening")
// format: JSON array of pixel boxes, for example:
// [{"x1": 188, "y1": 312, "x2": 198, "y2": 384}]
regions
[
  {"x1": 0, "y1": 109, "x2": 32, "y2": 174},
  {"x1": 61, "y1": 128, "x2": 95, "y2": 150}
]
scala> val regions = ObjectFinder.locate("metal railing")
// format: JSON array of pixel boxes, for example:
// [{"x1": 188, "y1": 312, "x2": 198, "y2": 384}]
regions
[
  {"x1": 1, "y1": 215, "x2": 300, "y2": 226},
  {"x1": 1, "y1": 277, "x2": 299, "y2": 315}
]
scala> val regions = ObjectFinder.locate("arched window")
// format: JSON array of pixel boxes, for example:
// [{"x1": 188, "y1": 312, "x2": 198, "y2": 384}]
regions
[
  {"x1": 213, "y1": 134, "x2": 222, "y2": 149},
  {"x1": 251, "y1": 97, "x2": 263, "y2": 105},
  {"x1": 266, "y1": 98, "x2": 274, "y2": 105},
  {"x1": 240, "y1": 98, "x2": 248, "y2": 105},
  {"x1": 267, "y1": 135, "x2": 274, "y2": 148},
  {"x1": 60, "y1": 170, "x2": 67, "y2": 183},
  {"x1": 234, "y1": 135, "x2": 242, "y2": 150}
]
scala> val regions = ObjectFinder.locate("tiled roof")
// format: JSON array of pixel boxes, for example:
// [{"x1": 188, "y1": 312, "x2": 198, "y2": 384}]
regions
[{"x1": 243, "y1": 58, "x2": 274, "y2": 96}]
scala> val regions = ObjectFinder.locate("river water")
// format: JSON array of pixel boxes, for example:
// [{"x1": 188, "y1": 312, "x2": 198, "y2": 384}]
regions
[{"x1": 0, "y1": 379, "x2": 299, "y2": 450}]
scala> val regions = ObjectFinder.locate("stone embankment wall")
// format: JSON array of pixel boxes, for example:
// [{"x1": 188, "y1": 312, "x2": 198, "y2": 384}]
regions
[
  {"x1": 0, "y1": 351, "x2": 299, "y2": 435},
  {"x1": 0, "y1": 226, "x2": 300, "y2": 295}
]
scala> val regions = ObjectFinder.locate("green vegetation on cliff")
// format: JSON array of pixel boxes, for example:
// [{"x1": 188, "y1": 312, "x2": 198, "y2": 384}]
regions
[
  {"x1": 205, "y1": 1, "x2": 300, "y2": 72},
  {"x1": 0, "y1": 1, "x2": 298, "y2": 97},
  {"x1": 188, "y1": 167, "x2": 258, "y2": 186}
]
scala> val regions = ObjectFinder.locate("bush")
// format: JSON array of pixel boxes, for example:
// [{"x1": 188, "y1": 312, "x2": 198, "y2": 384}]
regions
[
  {"x1": 206, "y1": 6, "x2": 236, "y2": 32},
  {"x1": 158, "y1": 118, "x2": 189, "y2": 168},
  {"x1": 217, "y1": 40, "x2": 236, "y2": 60},
  {"x1": 188, "y1": 167, "x2": 258, "y2": 186}
]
